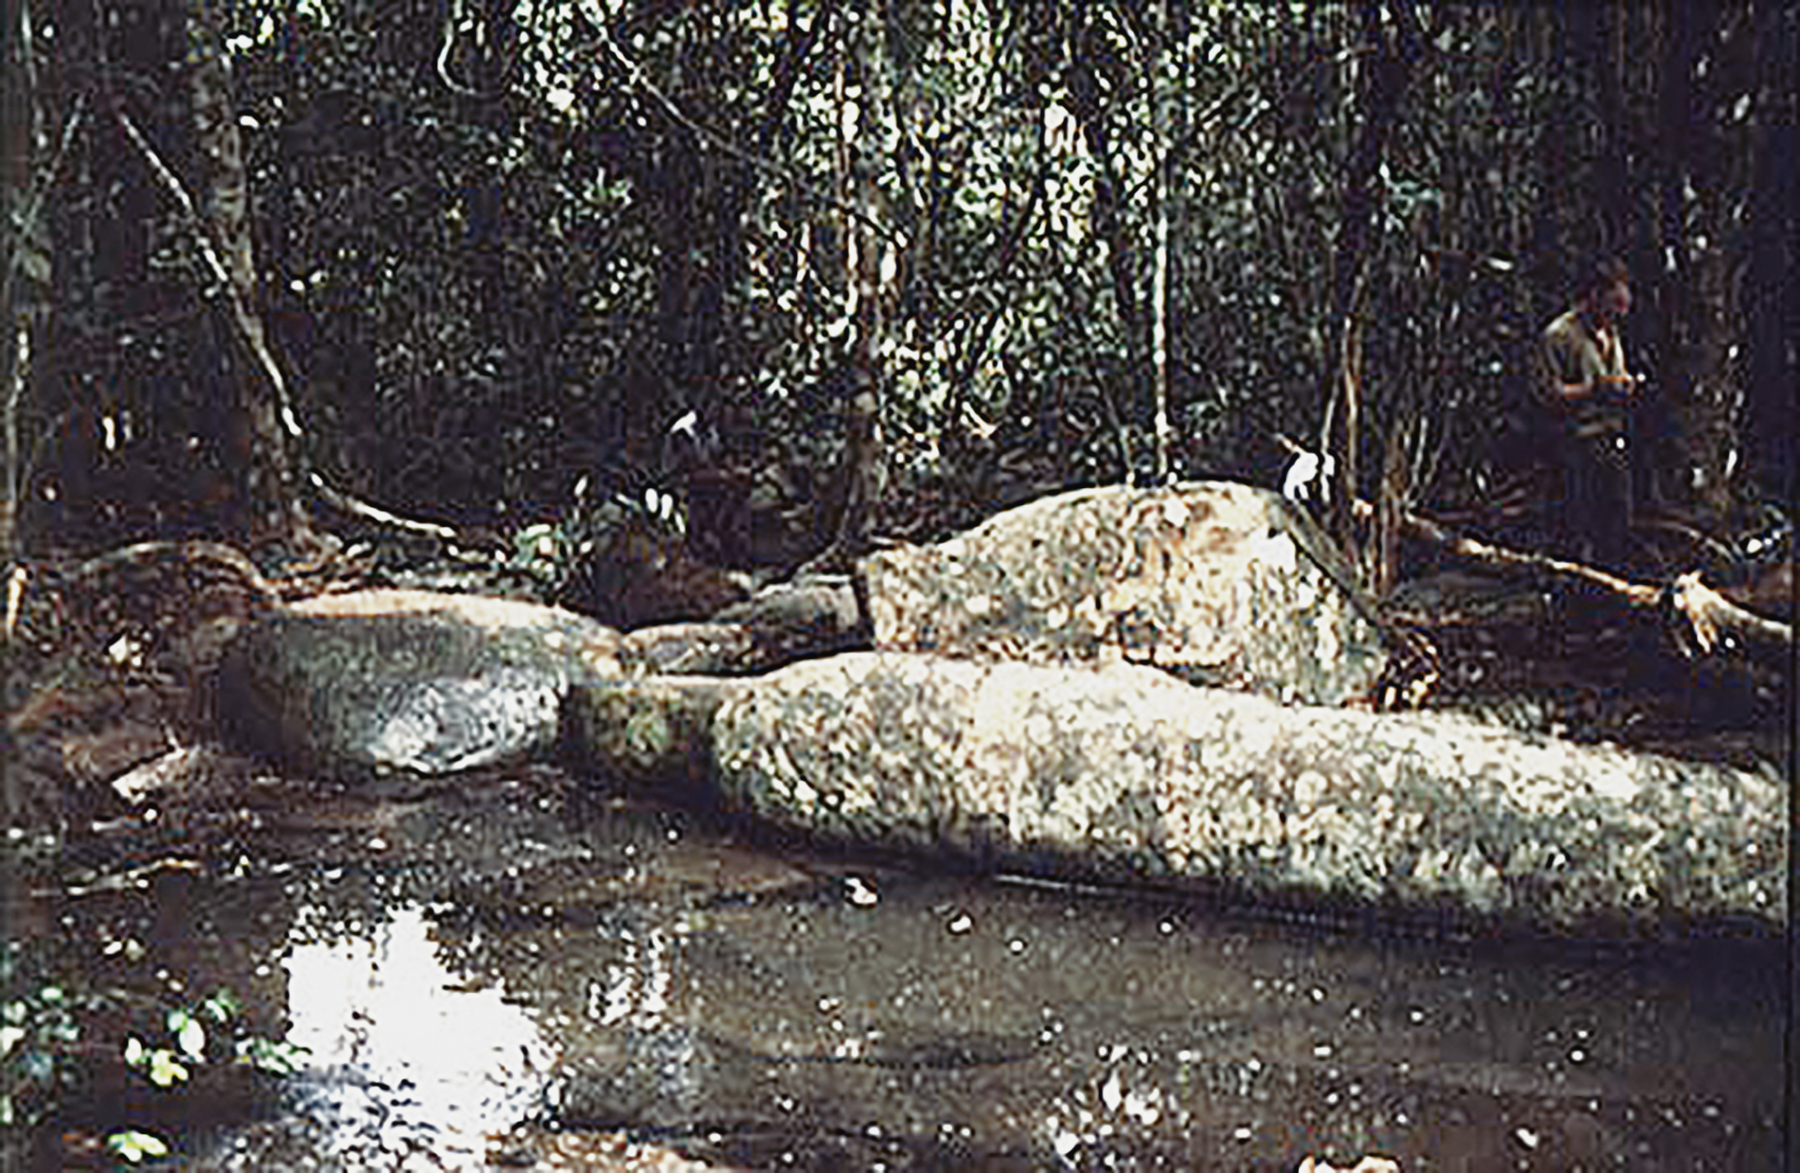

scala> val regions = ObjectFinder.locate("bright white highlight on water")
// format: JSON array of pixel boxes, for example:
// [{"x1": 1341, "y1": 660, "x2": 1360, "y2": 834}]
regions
[{"x1": 283, "y1": 904, "x2": 557, "y2": 1168}]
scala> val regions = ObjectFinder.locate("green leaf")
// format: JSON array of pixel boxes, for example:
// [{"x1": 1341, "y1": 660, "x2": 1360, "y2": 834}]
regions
[
  {"x1": 200, "y1": 989, "x2": 241, "y2": 1023},
  {"x1": 174, "y1": 1013, "x2": 207, "y2": 1062},
  {"x1": 146, "y1": 1049, "x2": 189, "y2": 1088},
  {"x1": 21, "y1": 247, "x2": 52, "y2": 286},
  {"x1": 237, "y1": 1035, "x2": 311, "y2": 1076},
  {"x1": 106, "y1": 1130, "x2": 170, "y2": 1163}
]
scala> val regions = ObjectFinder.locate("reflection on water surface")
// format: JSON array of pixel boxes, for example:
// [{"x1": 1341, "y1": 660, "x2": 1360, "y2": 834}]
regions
[
  {"x1": 280, "y1": 903, "x2": 558, "y2": 1169},
  {"x1": 55, "y1": 768, "x2": 1779, "y2": 1172}
]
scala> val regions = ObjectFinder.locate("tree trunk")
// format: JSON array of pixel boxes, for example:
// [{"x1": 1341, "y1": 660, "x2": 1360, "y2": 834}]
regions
[
  {"x1": 812, "y1": 0, "x2": 886, "y2": 570},
  {"x1": 1067, "y1": 11, "x2": 1143, "y2": 482},
  {"x1": 1743, "y1": 1, "x2": 1797, "y2": 503},
  {"x1": 1324, "y1": 1, "x2": 1413, "y2": 566},
  {"x1": 1569, "y1": 0, "x2": 1631, "y2": 249},
  {"x1": 181, "y1": 0, "x2": 318, "y2": 551},
  {"x1": 1653, "y1": 0, "x2": 1743, "y2": 528},
  {"x1": 1149, "y1": 0, "x2": 1173, "y2": 484},
  {"x1": 1, "y1": 0, "x2": 48, "y2": 836},
  {"x1": 1, "y1": 0, "x2": 44, "y2": 569}
]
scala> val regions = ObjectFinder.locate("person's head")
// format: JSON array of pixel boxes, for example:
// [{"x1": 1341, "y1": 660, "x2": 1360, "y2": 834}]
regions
[{"x1": 1575, "y1": 254, "x2": 1631, "y2": 323}]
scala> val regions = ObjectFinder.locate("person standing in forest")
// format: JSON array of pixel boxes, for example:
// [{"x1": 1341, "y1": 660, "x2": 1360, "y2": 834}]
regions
[{"x1": 1533, "y1": 254, "x2": 1646, "y2": 570}]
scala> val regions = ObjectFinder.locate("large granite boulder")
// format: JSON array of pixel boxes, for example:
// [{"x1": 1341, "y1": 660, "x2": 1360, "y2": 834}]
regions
[
  {"x1": 703, "y1": 652, "x2": 1783, "y2": 935},
  {"x1": 862, "y1": 482, "x2": 1386, "y2": 706},
  {"x1": 221, "y1": 590, "x2": 621, "y2": 780}
]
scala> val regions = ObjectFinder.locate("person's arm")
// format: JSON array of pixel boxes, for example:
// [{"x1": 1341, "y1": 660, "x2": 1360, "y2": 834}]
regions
[
  {"x1": 1592, "y1": 328, "x2": 1643, "y2": 398},
  {"x1": 1592, "y1": 371, "x2": 1641, "y2": 398},
  {"x1": 1540, "y1": 322, "x2": 1641, "y2": 402},
  {"x1": 1538, "y1": 328, "x2": 1595, "y2": 402}
]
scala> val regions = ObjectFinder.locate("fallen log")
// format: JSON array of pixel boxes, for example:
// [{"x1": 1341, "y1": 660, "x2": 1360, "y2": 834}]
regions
[{"x1": 1364, "y1": 501, "x2": 1792, "y2": 658}]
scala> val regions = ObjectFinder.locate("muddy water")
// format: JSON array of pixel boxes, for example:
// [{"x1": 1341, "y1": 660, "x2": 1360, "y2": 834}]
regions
[{"x1": 59, "y1": 764, "x2": 1784, "y2": 1171}]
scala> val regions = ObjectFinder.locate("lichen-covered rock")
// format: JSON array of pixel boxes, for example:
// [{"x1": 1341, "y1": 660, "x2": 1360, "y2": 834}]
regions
[
  {"x1": 616, "y1": 576, "x2": 865, "y2": 677},
  {"x1": 567, "y1": 676, "x2": 741, "y2": 791},
  {"x1": 862, "y1": 482, "x2": 1385, "y2": 706},
  {"x1": 711, "y1": 652, "x2": 1785, "y2": 935},
  {"x1": 619, "y1": 622, "x2": 759, "y2": 676},
  {"x1": 222, "y1": 589, "x2": 621, "y2": 780}
]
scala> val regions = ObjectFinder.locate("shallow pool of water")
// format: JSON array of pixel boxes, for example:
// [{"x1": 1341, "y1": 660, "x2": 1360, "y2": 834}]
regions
[{"x1": 45, "y1": 764, "x2": 1786, "y2": 1170}]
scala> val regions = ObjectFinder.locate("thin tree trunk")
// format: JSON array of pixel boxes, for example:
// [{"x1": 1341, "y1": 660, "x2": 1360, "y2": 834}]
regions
[
  {"x1": 1743, "y1": 0, "x2": 1796, "y2": 502},
  {"x1": 811, "y1": 0, "x2": 885, "y2": 570},
  {"x1": 182, "y1": 0, "x2": 318, "y2": 551},
  {"x1": 1, "y1": 0, "x2": 43, "y2": 837},
  {"x1": 1, "y1": 0, "x2": 44, "y2": 569},
  {"x1": 1067, "y1": 11, "x2": 1144, "y2": 482},
  {"x1": 1372, "y1": 420, "x2": 1405, "y2": 599},
  {"x1": 1655, "y1": 0, "x2": 1739, "y2": 527},
  {"x1": 1324, "y1": 1, "x2": 1413, "y2": 566},
  {"x1": 1149, "y1": 0, "x2": 1172, "y2": 484}
]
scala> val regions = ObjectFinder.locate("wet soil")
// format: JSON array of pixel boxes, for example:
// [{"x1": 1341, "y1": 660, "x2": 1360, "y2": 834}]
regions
[{"x1": 22, "y1": 756, "x2": 1786, "y2": 1172}]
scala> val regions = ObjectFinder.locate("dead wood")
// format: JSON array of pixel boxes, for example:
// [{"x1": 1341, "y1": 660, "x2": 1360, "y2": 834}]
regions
[
  {"x1": 1363, "y1": 500, "x2": 1793, "y2": 658},
  {"x1": 308, "y1": 473, "x2": 461, "y2": 544}
]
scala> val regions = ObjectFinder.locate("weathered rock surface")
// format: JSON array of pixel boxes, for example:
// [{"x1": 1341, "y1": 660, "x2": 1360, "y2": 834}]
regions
[
  {"x1": 568, "y1": 675, "x2": 740, "y2": 792},
  {"x1": 222, "y1": 589, "x2": 621, "y2": 779},
  {"x1": 619, "y1": 622, "x2": 758, "y2": 676},
  {"x1": 615, "y1": 574, "x2": 864, "y2": 677},
  {"x1": 197, "y1": 499, "x2": 1781, "y2": 937},
  {"x1": 862, "y1": 481, "x2": 1386, "y2": 706},
  {"x1": 708, "y1": 652, "x2": 1784, "y2": 934},
  {"x1": 711, "y1": 574, "x2": 865, "y2": 660}
]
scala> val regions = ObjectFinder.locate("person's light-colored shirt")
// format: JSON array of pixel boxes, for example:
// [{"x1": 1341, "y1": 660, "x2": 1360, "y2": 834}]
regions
[
  {"x1": 1537, "y1": 308, "x2": 1628, "y2": 398},
  {"x1": 1535, "y1": 308, "x2": 1633, "y2": 443}
]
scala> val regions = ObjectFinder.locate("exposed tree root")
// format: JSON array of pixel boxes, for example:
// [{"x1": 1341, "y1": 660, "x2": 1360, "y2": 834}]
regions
[{"x1": 68, "y1": 540, "x2": 281, "y2": 608}]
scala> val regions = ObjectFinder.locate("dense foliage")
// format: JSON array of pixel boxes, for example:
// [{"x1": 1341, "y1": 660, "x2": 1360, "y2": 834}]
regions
[{"x1": 3, "y1": 0, "x2": 1794, "y2": 564}]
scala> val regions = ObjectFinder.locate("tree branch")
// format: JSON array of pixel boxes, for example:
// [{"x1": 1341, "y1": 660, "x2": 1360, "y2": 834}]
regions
[
  {"x1": 1366, "y1": 500, "x2": 1793, "y2": 657},
  {"x1": 113, "y1": 104, "x2": 468, "y2": 551},
  {"x1": 309, "y1": 474, "x2": 459, "y2": 544},
  {"x1": 578, "y1": 0, "x2": 905, "y2": 249}
]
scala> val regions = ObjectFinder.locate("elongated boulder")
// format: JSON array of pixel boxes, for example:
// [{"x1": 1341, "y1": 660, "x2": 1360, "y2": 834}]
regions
[
  {"x1": 862, "y1": 481, "x2": 1385, "y2": 706},
  {"x1": 222, "y1": 589, "x2": 621, "y2": 779},
  {"x1": 710, "y1": 652, "x2": 1784, "y2": 935}
]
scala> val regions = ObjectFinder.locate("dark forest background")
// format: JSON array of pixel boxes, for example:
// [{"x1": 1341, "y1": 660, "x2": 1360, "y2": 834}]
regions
[{"x1": 2, "y1": 0, "x2": 1795, "y2": 584}]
